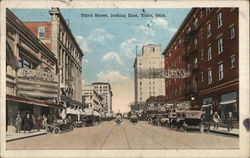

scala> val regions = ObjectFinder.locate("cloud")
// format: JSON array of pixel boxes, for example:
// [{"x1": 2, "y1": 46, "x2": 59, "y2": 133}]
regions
[
  {"x1": 152, "y1": 17, "x2": 169, "y2": 29},
  {"x1": 97, "y1": 70, "x2": 129, "y2": 84},
  {"x1": 120, "y1": 38, "x2": 154, "y2": 58},
  {"x1": 88, "y1": 28, "x2": 114, "y2": 43},
  {"x1": 168, "y1": 27, "x2": 178, "y2": 33},
  {"x1": 83, "y1": 59, "x2": 89, "y2": 63},
  {"x1": 134, "y1": 25, "x2": 155, "y2": 36},
  {"x1": 75, "y1": 36, "x2": 92, "y2": 53},
  {"x1": 101, "y1": 51, "x2": 124, "y2": 65}
]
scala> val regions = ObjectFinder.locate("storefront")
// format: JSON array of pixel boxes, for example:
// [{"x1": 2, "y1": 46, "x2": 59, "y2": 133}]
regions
[{"x1": 219, "y1": 92, "x2": 238, "y2": 121}]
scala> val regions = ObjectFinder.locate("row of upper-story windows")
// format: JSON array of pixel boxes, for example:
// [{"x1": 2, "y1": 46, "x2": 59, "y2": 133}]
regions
[{"x1": 59, "y1": 27, "x2": 82, "y2": 64}]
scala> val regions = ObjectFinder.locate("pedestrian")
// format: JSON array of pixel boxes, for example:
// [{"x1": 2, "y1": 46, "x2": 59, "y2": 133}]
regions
[
  {"x1": 42, "y1": 114, "x2": 48, "y2": 129},
  {"x1": 213, "y1": 112, "x2": 221, "y2": 130},
  {"x1": 23, "y1": 113, "x2": 32, "y2": 133},
  {"x1": 36, "y1": 115, "x2": 42, "y2": 132},
  {"x1": 15, "y1": 113, "x2": 22, "y2": 133},
  {"x1": 31, "y1": 114, "x2": 36, "y2": 130},
  {"x1": 227, "y1": 112, "x2": 233, "y2": 131}
]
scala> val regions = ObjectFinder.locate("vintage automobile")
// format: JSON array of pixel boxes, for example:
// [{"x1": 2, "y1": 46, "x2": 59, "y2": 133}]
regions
[
  {"x1": 168, "y1": 110, "x2": 185, "y2": 130},
  {"x1": 130, "y1": 115, "x2": 138, "y2": 124},
  {"x1": 182, "y1": 110, "x2": 208, "y2": 132},
  {"x1": 80, "y1": 115, "x2": 101, "y2": 126},
  {"x1": 158, "y1": 113, "x2": 170, "y2": 126},
  {"x1": 66, "y1": 113, "x2": 86, "y2": 128},
  {"x1": 47, "y1": 120, "x2": 74, "y2": 135},
  {"x1": 114, "y1": 113, "x2": 123, "y2": 126}
]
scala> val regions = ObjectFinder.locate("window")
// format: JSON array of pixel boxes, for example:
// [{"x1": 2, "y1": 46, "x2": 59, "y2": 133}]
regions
[
  {"x1": 218, "y1": 63, "x2": 224, "y2": 80},
  {"x1": 38, "y1": 26, "x2": 45, "y2": 38},
  {"x1": 230, "y1": 27, "x2": 235, "y2": 39},
  {"x1": 194, "y1": 58, "x2": 198, "y2": 68},
  {"x1": 208, "y1": 69, "x2": 212, "y2": 84},
  {"x1": 201, "y1": 49, "x2": 204, "y2": 60},
  {"x1": 207, "y1": 45, "x2": 212, "y2": 60},
  {"x1": 207, "y1": 24, "x2": 211, "y2": 38},
  {"x1": 217, "y1": 37, "x2": 223, "y2": 54},
  {"x1": 230, "y1": 56, "x2": 236, "y2": 68},
  {"x1": 201, "y1": 72, "x2": 204, "y2": 82},
  {"x1": 217, "y1": 12, "x2": 223, "y2": 28},
  {"x1": 18, "y1": 56, "x2": 35, "y2": 69}
]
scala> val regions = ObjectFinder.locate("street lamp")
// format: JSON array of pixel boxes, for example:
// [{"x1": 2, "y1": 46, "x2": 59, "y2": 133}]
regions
[{"x1": 191, "y1": 96, "x2": 195, "y2": 101}]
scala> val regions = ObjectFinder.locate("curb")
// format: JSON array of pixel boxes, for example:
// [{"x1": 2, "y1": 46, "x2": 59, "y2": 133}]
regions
[
  {"x1": 210, "y1": 130, "x2": 239, "y2": 137},
  {"x1": 7, "y1": 132, "x2": 47, "y2": 142}
]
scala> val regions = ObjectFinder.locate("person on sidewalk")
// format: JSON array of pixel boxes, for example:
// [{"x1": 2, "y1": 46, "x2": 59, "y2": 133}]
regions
[
  {"x1": 15, "y1": 113, "x2": 22, "y2": 133},
  {"x1": 23, "y1": 113, "x2": 32, "y2": 133},
  {"x1": 42, "y1": 114, "x2": 48, "y2": 130},
  {"x1": 36, "y1": 115, "x2": 43, "y2": 132},
  {"x1": 227, "y1": 112, "x2": 233, "y2": 131},
  {"x1": 213, "y1": 112, "x2": 221, "y2": 130}
]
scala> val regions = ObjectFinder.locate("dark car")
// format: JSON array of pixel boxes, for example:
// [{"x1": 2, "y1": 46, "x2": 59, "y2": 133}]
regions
[
  {"x1": 130, "y1": 115, "x2": 138, "y2": 124},
  {"x1": 47, "y1": 121, "x2": 74, "y2": 135},
  {"x1": 80, "y1": 115, "x2": 101, "y2": 126}
]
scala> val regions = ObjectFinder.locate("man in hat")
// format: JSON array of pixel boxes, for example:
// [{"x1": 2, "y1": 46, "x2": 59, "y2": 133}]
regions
[{"x1": 227, "y1": 112, "x2": 233, "y2": 131}]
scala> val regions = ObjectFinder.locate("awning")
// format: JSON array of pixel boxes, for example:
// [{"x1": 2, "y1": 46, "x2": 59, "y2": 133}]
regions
[
  {"x1": 6, "y1": 95, "x2": 64, "y2": 109},
  {"x1": 220, "y1": 100, "x2": 237, "y2": 105},
  {"x1": 61, "y1": 95, "x2": 86, "y2": 108}
]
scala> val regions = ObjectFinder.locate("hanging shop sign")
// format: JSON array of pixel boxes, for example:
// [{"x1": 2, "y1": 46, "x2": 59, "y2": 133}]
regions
[
  {"x1": 17, "y1": 68, "x2": 58, "y2": 82},
  {"x1": 164, "y1": 68, "x2": 191, "y2": 79}
]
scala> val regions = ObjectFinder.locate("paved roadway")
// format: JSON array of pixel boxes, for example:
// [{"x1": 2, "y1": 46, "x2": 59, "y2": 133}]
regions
[{"x1": 7, "y1": 120, "x2": 238, "y2": 150}]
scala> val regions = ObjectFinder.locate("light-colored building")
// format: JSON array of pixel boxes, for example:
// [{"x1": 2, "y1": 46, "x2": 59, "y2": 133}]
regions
[
  {"x1": 92, "y1": 82, "x2": 113, "y2": 117},
  {"x1": 6, "y1": 9, "x2": 63, "y2": 134},
  {"x1": 23, "y1": 8, "x2": 84, "y2": 115},
  {"x1": 82, "y1": 85, "x2": 103, "y2": 114},
  {"x1": 133, "y1": 44, "x2": 165, "y2": 109}
]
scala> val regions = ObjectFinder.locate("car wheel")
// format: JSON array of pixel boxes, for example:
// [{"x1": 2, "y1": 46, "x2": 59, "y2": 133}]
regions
[
  {"x1": 70, "y1": 125, "x2": 74, "y2": 131},
  {"x1": 53, "y1": 127, "x2": 60, "y2": 135}
]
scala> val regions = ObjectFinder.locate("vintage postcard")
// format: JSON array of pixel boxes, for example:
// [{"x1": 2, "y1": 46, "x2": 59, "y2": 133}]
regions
[{"x1": 0, "y1": 0, "x2": 249, "y2": 157}]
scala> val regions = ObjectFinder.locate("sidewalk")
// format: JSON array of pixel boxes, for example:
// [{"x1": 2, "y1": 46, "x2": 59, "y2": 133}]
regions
[
  {"x1": 7, "y1": 129, "x2": 47, "y2": 142},
  {"x1": 210, "y1": 127, "x2": 239, "y2": 137}
]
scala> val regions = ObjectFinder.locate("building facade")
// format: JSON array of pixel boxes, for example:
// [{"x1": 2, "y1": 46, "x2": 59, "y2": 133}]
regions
[
  {"x1": 134, "y1": 44, "x2": 165, "y2": 109},
  {"x1": 23, "y1": 8, "x2": 84, "y2": 116},
  {"x1": 163, "y1": 8, "x2": 239, "y2": 121},
  {"x1": 82, "y1": 85, "x2": 104, "y2": 115},
  {"x1": 92, "y1": 82, "x2": 113, "y2": 117},
  {"x1": 6, "y1": 9, "x2": 63, "y2": 134}
]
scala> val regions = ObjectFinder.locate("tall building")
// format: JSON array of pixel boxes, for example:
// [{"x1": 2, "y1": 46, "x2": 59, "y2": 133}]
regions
[
  {"x1": 92, "y1": 82, "x2": 113, "y2": 117},
  {"x1": 82, "y1": 85, "x2": 103, "y2": 113},
  {"x1": 6, "y1": 9, "x2": 63, "y2": 134},
  {"x1": 134, "y1": 44, "x2": 165, "y2": 109},
  {"x1": 163, "y1": 8, "x2": 239, "y2": 121},
  {"x1": 23, "y1": 8, "x2": 84, "y2": 110}
]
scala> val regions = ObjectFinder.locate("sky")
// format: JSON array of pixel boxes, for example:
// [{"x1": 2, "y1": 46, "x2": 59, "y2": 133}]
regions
[{"x1": 11, "y1": 8, "x2": 191, "y2": 113}]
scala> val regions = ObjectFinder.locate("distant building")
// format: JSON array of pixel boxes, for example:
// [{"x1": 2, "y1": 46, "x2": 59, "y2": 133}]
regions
[
  {"x1": 82, "y1": 85, "x2": 104, "y2": 116},
  {"x1": 163, "y1": 8, "x2": 239, "y2": 121},
  {"x1": 23, "y1": 8, "x2": 84, "y2": 114},
  {"x1": 6, "y1": 9, "x2": 63, "y2": 134},
  {"x1": 92, "y1": 82, "x2": 113, "y2": 117},
  {"x1": 133, "y1": 44, "x2": 165, "y2": 109}
]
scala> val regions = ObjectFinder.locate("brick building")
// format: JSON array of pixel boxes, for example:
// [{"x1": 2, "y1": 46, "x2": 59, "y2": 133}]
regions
[
  {"x1": 23, "y1": 8, "x2": 84, "y2": 117},
  {"x1": 163, "y1": 8, "x2": 239, "y2": 121}
]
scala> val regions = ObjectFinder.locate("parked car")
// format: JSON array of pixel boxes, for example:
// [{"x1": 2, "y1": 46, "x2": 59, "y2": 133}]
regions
[
  {"x1": 80, "y1": 115, "x2": 101, "y2": 126},
  {"x1": 168, "y1": 110, "x2": 185, "y2": 130},
  {"x1": 47, "y1": 121, "x2": 74, "y2": 135},
  {"x1": 182, "y1": 110, "x2": 208, "y2": 133}
]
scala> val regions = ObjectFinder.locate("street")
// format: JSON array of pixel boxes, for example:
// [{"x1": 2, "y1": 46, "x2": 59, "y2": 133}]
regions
[{"x1": 7, "y1": 120, "x2": 238, "y2": 150}]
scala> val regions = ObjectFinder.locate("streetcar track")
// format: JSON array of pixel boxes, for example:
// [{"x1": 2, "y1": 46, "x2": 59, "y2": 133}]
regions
[
  {"x1": 99, "y1": 123, "x2": 115, "y2": 149},
  {"x1": 121, "y1": 122, "x2": 131, "y2": 149},
  {"x1": 136, "y1": 122, "x2": 196, "y2": 149},
  {"x1": 131, "y1": 123, "x2": 168, "y2": 149}
]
